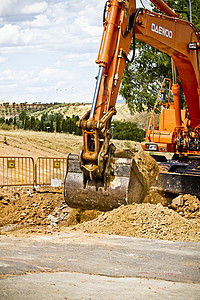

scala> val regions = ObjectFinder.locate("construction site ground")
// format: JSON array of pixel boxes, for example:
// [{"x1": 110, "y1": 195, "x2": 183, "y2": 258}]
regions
[
  {"x1": 1, "y1": 233, "x2": 200, "y2": 300},
  {"x1": 0, "y1": 129, "x2": 200, "y2": 299}
]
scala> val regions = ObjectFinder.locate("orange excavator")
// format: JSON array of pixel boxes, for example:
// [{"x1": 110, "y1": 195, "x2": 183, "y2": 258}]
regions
[{"x1": 64, "y1": 0, "x2": 200, "y2": 211}]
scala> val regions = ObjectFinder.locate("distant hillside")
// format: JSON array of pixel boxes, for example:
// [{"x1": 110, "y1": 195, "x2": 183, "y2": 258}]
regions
[{"x1": 0, "y1": 101, "x2": 154, "y2": 130}]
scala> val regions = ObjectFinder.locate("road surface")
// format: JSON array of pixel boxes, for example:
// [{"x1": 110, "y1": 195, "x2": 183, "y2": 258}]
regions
[{"x1": 0, "y1": 232, "x2": 199, "y2": 299}]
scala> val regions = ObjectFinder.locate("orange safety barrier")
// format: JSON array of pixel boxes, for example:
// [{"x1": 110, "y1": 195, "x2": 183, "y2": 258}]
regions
[
  {"x1": 0, "y1": 156, "x2": 67, "y2": 187},
  {"x1": 34, "y1": 157, "x2": 67, "y2": 186},
  {"x1": 0, "y1": 157, "x2": 34, "y2": 186}
]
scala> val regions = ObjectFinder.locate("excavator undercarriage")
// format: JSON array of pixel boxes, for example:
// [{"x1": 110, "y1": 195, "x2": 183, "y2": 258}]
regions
[{"x1": 153, "y1": 155, "x2": 200, "y2": 197}]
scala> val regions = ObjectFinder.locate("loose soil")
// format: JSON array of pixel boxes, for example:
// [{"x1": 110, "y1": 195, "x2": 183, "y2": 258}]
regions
[
  {"x1": 0, "y1": 129, "x2": 199, "y2": 242},
  {"x1": 74, "y1": 202, "x2": 200, "y2": 242},
  {"x1": 0, "y1": 186, "x2": 199, "y2": 242}
]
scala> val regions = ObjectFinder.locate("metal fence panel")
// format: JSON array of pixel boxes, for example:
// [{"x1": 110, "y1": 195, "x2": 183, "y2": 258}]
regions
[
  {"x1": 0, "y1": 157, "x2": 34, "y2": 186},
  {"x1": 35, "y1": 157, "x2": 67, "y2": 186}
]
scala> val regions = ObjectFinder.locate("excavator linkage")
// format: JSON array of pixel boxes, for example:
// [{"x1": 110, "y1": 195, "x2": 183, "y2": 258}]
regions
[{"x1": 64, "y1": 153, "x2": 146, "y2": 211}]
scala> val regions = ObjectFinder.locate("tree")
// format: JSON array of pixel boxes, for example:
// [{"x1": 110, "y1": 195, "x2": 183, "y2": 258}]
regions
[
  {"x1": 120, "y1": 41, "x2": 174, "y2": 113},
  {"x1": 120, "y1": 0, "x2": 199, "y2": 113},
  {"x1": 40, "y1": 115, "x2": 45, "y2": 131},
  {"x1": 56, "y1": 119, "x2": 62, "y2": 132},
  {"x1": 30, "y1": 116, "x2": 36, "y2": 130},
  {"x1": 55, "y1": 112, "x2": 63, "y2": 132},
  {"x1": 19, "y1": 110, "x2": 27, "y2": 129},
  {"x1": 4, "y1": 102, "x2": 9, "y2": 109},
  {"x1": 8, "y1": 117, "x2": 13, "y2": 125},
  {"x1": 24, "y1": 116, "x2": 30, "y2": 130},
  {"x1": 73, "y1": 116, "x2": 82, "y2": 135},
  {"x1": 62, "y1": 119, "x2": 67, "y2": 132},
  {"x1": 168, "y1": 0, "x2": 200, "y2": 30},
  {"x1": 35, "y1": 118, "x2": 41, "y2": 131},
  {"x1": 67, "y1": 118, "x2": 73, "y2": 134},
  {"x1": 50, "y1": 120, "x2": 54, "y2": 132},
  {"x1": 13, "y1": 116, "x2": 17, "y2": 126},
  {"x1": 112, "y1": 120, "x2": 145, "y2": 142}
]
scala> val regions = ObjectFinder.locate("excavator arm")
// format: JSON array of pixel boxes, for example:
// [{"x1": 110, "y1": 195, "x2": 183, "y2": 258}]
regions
[
  {"x1": 65, "y1": 0, "x2": 143, "y2": 211},
  {"x1": 64, "y1": 0, "x2": 200, "y2": 211},
  {"x1": 76, "y1": 0, "x2": 137, "y2": 179}
]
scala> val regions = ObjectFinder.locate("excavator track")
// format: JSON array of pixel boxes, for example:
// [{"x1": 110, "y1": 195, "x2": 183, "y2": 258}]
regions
[
  {"x1": 64, "y1": 153, "x2": 146, "y2": 211},
  {"x1": 155, "y1": 159, "x2": 200, "y2": 197}
]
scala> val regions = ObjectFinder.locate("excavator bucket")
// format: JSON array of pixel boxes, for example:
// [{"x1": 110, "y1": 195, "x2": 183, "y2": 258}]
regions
[{"x1": 64, "y1": 153, "x2": 147, "y2": 211}]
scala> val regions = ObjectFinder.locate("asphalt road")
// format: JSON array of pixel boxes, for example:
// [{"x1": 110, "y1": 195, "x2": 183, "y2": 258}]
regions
[{"x1": 0, "y1": 232, "x2": 200, "y2": 299}]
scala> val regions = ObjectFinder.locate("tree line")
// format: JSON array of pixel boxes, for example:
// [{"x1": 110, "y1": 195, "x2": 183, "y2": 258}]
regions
[
  {"x1": 0, "y1": 110, "x2": 82, "y2": 135},
  {"x1": 0, "y1": 110, "x2": 145, "y2": 142}
]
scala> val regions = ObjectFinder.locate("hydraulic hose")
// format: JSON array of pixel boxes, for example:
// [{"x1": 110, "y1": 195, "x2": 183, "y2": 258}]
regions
[
  {"x1": 103, "y1": 1, "x2": 110, "y2": 24},
  {"x1": 122, "y1": 8, "x2": 143, "y2": 64}
]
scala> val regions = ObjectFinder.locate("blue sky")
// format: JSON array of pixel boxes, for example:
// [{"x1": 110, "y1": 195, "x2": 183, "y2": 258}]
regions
[{"x1": 0, "y1": 0, "x2": 151, "y2": 103}]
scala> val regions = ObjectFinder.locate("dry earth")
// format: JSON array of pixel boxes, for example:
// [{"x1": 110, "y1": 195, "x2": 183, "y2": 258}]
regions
[
  {"x1": 0, "y1": 129, "x2": 199, "y2": 242},
  {"x1": 0, "y1": 129, "x2": 140, "y2": 158}
]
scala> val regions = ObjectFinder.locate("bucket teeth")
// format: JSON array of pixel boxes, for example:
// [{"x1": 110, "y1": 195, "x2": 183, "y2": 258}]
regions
[{"x1": 64, "y1": 153, "x2": 146, "y2": 211}]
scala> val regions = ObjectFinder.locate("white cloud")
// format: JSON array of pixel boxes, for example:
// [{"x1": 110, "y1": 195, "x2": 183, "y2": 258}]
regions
[
  {"x1": 0, "y1": 69, "x2": 28, "y2": 81},
  {"x1": 25, "y1": 14, "x2": 50, "y2": 28},
  {"x1": 60, "y1": 53, "x2": 96, "y2": 68},
  {"x1": 0, "y1": 23, "x2": 52, "y2": 48},
  {"x1": 0, "y1": 0, "x2": 18, "y2": 16},
  {"x1": 0, "y1": 24, "x2": 20, "y2": 45},
  {"x1": 0, "y1": 0, "x2": 104, "y2": 53},
  {"x1": 21, "y1": 1, "x2": 48, "y2": 15},
  {"x1": 38, "y1": 67, "x2": 75, "y2": 83},
  {"x1": 0, "y1": 0, "x2": 48, "y2": 17},
  {"x1": 0, "y1": 0, "x2": 149, "y2": 103},
  {"x1": 0, "y1": 56, "x2": 7, "y2": 63}
]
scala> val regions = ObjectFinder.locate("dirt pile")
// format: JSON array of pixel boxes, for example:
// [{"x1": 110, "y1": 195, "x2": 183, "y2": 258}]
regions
[
  {"x1": 170, "y1": 194, "x2": 200, "y2": 219},
  {"x1": 0, "y1": 187, "x2": 65, "y2": 233},
  {"x1": 0, "y1": 187, "x2": 199, "y2": 242},
  {"x1": 74, "y1": 203, "x2": 200, "y2": 242},
  {"x1": 143, "y1": 187, "x2": 173, "y2": 206},
  {"x1": 0, "y1": 187, "x2": 101, "y2": 234}
]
